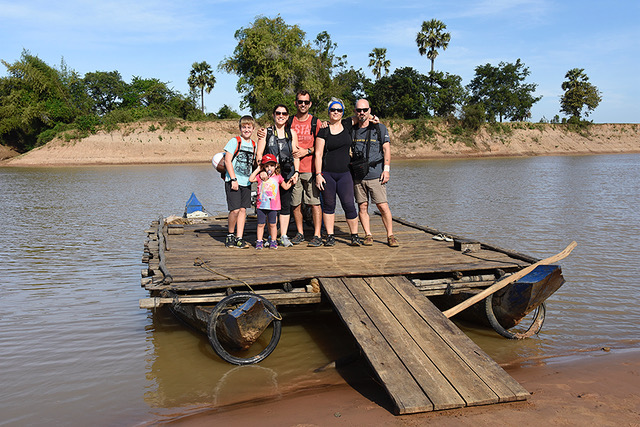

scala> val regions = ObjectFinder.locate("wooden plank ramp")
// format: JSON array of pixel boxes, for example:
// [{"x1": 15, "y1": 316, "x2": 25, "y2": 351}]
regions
[{"x1": 320, "y1": 275, "x2": 529, "y2": 414}]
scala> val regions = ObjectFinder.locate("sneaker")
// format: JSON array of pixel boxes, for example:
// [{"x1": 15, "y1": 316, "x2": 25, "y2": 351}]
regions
[
  {"x1": 255, "y1": 240, "x2": 264, "y2": 250},
  {"x1": 234, "y1": 238, "x2": 250, "y2": 249},
  {"x1": 280, "y1": 235, "x2": 293, "y2": 247},
  {"x1": 308, "y1": 235, "x2": 322, "y2": 247},
  {"x1": 349, "y1": 234, "x2": 361, "y2": 246},
  {"x1": 269, "y1": 239, "x2": 278, "y2": 249},
  {"x1": 324, "y1": 234, "x2": 335, "y2": 247},
  {"x1": 362, "y1": 235, "x2": 374, "y2": 246},
  {"x1": 225, "y1": 234, "x2": 236, "y2": 248},
  {"x1": 387, "y1": 235, "x2": 399, "y2": 247},
  {"x1": 291, "y1": 232, "x2": 305, "y2": 245}
]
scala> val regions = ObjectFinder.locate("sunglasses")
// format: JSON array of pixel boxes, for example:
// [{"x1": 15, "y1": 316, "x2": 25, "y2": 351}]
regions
[
  {"x1": 274, "y1": 111, "x2": 288, "y2": 116},
  {"x1": 329, "y1": 108, "x2": 343, "y2": 113},
  {"x1": 296, "y1": 100, "x2": 311, "y2": 105},
  {"x1": 356, "y1": 108, "x2": 369, "y2": 113}
]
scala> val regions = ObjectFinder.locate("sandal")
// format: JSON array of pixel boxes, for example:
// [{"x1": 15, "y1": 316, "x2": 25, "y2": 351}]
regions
[{"x1": 432, "y1": 233, "x2": 445, "y2": 241}]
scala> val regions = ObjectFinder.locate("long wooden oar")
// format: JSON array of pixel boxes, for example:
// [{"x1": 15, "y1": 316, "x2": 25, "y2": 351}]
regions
[{"x1": 443, "y1": 241, "x2": 577, "y2": 319}]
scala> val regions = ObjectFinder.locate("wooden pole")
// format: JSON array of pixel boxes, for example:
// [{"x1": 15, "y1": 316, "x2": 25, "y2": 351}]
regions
[{"x1": 443, "y1": 241, "x2": 577, "y2": 319}]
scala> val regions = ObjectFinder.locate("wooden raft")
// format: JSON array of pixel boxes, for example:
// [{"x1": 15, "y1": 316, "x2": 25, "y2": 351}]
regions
[{"x1": 320, "y1": 275, "x2": 529, "y2": 414}]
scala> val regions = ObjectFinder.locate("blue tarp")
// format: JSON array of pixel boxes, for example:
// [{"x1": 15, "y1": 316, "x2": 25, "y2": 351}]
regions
[{"x1": 184, "y1": 192, "x2": 204, "y2": 215}]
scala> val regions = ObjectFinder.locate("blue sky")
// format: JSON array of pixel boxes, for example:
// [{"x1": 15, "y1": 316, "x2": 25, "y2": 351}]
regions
[{"x1": 1, "y1": 0, "x2": 638, "y2": 123}]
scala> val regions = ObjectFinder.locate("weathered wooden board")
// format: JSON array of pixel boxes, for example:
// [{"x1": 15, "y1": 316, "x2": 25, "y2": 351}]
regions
[{"x1": 319, "y1": 275, "x2": 528, "y2": 414}]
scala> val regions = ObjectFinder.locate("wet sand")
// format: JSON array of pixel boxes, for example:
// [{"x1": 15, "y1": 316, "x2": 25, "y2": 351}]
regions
[{"x1": 160, "y1": 349, "x2": 640, "y2": 426}]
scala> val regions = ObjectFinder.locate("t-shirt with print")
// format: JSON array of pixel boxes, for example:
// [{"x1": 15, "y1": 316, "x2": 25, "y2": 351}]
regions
[
  {"x1": 223, "y1": 137, "x2": 254, "y2": 187},
  {"x1": 351, "y1": 123, "x2": 390, "y2": 181},
  {"x1": 289, "y1": 115, "x2": 319, "y2": 173},
  {"x1": 256, "y1": 174, "x2": 284, "y2": 210}
]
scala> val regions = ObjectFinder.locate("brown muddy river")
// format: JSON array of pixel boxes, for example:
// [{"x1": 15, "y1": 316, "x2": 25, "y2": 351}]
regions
[{"x1": 1, "y1": 154, "x2": 638, "y2": 425}]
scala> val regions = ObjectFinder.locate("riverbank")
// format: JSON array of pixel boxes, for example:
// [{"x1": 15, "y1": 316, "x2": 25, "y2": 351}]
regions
[
  {"x1": 156, "y1": 349, "x2": 640, "y2": 426},
  {"x1": 2, "y1": 121, "x2": 639, "y2": 166}
]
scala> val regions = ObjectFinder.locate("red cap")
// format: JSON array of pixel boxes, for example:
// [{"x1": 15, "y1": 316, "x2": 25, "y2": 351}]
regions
[{"x1": 261, "y1": 154, "x2": 277, "y2": 165}]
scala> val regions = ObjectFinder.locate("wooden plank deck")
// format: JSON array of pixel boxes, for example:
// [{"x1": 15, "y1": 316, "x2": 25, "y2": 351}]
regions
[
  {"x1": 142, "y1": 214, "x2": 532, "y2": 297},
  {"x1": 320, "y1": 275, "x2": 529, "y2": 414}
]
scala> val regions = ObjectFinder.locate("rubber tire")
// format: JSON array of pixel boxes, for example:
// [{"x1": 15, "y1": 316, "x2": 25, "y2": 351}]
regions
[
  {"x1": 208, "y1": 293, "x2": 282, "y2": 365},
  {"x1": 485, "y1": 294, "x2": 546, "y2": 340}
]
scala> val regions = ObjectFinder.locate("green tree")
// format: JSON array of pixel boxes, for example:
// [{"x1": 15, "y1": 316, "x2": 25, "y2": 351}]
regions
[
  {"x1": 219, "y1": 15, "x2": 323, "y2": 115},
  {"x1": 332, "y1": 67, "x2": 369, "y2": 113},
  {"x1": 123, "y1": 76, "x2": 175, "y2": 108},
  {"x1": 0, "y1": 50, "x2": 78, "y2": 150},
  {"x1": 560, "y1": 68, "x2": 601, "y2": 120},
  {"x1": 426, "y1": 71, "x2": 466, "y2": 117},
  {"x1": 187, "y1": 61, "x2": 216, "y2": 113},
  {"x1": 83, "y1": 70, "x2": 126, "y2": 115},
  {"x1": 366, "y1": 67, "x2": 429, "y2": 119},
  {"x1": 368, "y1": 47, "x2": 391, "y2": 80},
  {"x1": 467, "y1": 59, "x2": 541, "y2": 122},
  {"x1": 312, "y1": 30, "x2": 349, "y2": 108},
  {"x1": 216, "y1": 104, "x2": 241, "y2": 119},
  {"x1": 416, "y1": 19, "x2": 450, "y2": 73}
]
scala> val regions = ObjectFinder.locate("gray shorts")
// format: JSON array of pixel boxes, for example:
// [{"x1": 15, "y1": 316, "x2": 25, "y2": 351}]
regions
[
  {"x1": 291, "y1": 172, "x2": 321, "y2": 206},
  {"x1": 354, "y1": 178, "x2": 388, "y2": 205}
]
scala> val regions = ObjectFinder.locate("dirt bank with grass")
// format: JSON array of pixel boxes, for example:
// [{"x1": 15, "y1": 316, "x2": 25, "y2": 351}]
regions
[{"x1": 2, "y1": 120, "x2": 639, "y2": 166}]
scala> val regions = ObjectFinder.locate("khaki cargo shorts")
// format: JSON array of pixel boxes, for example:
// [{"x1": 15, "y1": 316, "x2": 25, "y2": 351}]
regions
[
  {"x1": 354, "y1": 178, "x2": 388, "y2": 205},
  {"x1": 291, "y1": 172, "x2": 321, "y2": 206}
]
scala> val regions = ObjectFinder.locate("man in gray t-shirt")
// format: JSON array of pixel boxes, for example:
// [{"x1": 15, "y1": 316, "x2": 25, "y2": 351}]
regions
[{"x1": 351, "y1": 99, "x2": 399, "y2": 247}]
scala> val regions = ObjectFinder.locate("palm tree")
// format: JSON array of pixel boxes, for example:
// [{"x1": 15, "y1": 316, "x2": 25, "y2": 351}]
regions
[
  {"x1": 416, "y1": 19, "x2": 451, "y2": 73},
  {"x1": 187, "y1": 61, "x2": 216, "y2": 113},
  {"x1": 368, "y1": 47, "x2": 391, "y2": 80}
]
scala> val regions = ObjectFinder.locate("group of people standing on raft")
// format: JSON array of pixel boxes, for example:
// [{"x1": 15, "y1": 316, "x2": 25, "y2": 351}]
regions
[{"x1": 221, "y1": 90, "x2": 399, "y2": 250}]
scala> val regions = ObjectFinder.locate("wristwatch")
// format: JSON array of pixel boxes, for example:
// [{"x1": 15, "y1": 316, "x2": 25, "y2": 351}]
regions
[
  {"x1": 230, "y1": 178, "x2": 237, "y2": 182},
  {"x1": 307, "y1": 148, "x2": 312, "y2": 155}
]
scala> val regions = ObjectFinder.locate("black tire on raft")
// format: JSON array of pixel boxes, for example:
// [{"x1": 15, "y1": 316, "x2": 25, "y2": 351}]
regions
[
  {"x1": 485, "y1": 294, "x2": 546, "y2": 340},
  {"x1": 207, "y1": 293, "x2": 282, "y2": 365}
]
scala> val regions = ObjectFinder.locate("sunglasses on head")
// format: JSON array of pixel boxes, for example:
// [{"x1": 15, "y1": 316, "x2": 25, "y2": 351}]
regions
[
  {"x1": 356, "y1": 108, "x2": 369, "y2": 113},
  {"x1": 274, "y1": 111, "x2": 288, "y2": 116},
  {"x1": 297, "y1": 100, "x2": 311, "y2": 105},
  {"x1": 329, "y1": 108, "x2": 343, "y2": 113}
]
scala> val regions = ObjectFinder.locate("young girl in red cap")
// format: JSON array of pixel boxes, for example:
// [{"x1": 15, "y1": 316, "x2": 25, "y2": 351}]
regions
[{"x1": 249, "y1": 154, "x2": 293, "y2": 249}]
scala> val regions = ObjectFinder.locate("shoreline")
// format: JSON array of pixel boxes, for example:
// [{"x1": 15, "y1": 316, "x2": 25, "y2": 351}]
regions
[
  {"x1": 2, "y1": 121, "x2": 639, "y2": 167},
  {"x1": 151, "y1": 348, "x2": 640, "y2": 426},
  {"x1": 3, "y1": 149, "x2": 640, "y2": 168}
]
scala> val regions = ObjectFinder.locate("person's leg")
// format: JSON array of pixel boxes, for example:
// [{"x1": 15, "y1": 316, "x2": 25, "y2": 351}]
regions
[
  {"x1": 377, "y1": 202, "x2": 394, "y2": 237},
  {"x1": 290, "y1": 178, "x2": 304, "y2": 238},
  {"x1": 234, "y1": 186, "x2": 252, "y2": 245},
  {"x1": 228, "y1": 209, "x2": 239, "y2": 234},
  {"x1": 292, "y1": 204, "x2": 303, "y2": 235},
  {"x1": 335, "y1": 172, "x2": 359, "y2": 235},
  {"x1": 312, "y1": 204, "x2": 322, "y2": 237},
  {"x1": 354, "y1": 181, "x2": 371, "y2": 236},
  {"x1": 236, "y1": 207, "x2": 247, "y2": 238},
  {"x1": 321, "y1": 172, "x2": 338, "y2": 235},
  {"x1": 279, "y1": 186, "x2": 293, "y2": 243},
  {"x1": 256, "y1": 209, "x2": 266, "y2": 241},
  {"x1": 358, "y1": 201, "x2": 371, "y2": 236}
]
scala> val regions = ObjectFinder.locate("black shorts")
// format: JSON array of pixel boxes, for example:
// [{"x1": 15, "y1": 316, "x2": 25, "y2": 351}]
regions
[{"x1": 225, "y1": 182, "x2": 252, "y2": 211}]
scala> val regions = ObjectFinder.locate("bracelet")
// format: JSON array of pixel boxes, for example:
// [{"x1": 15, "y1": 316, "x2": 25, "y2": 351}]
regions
[{"x1": 383, "y1": 165, "x2": 390, "y2": 172}]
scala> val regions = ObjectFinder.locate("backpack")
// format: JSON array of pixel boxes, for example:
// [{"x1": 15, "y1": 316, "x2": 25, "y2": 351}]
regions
[{"x1": 214, "y1": 136, "x2": 256, "y2": 179}]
